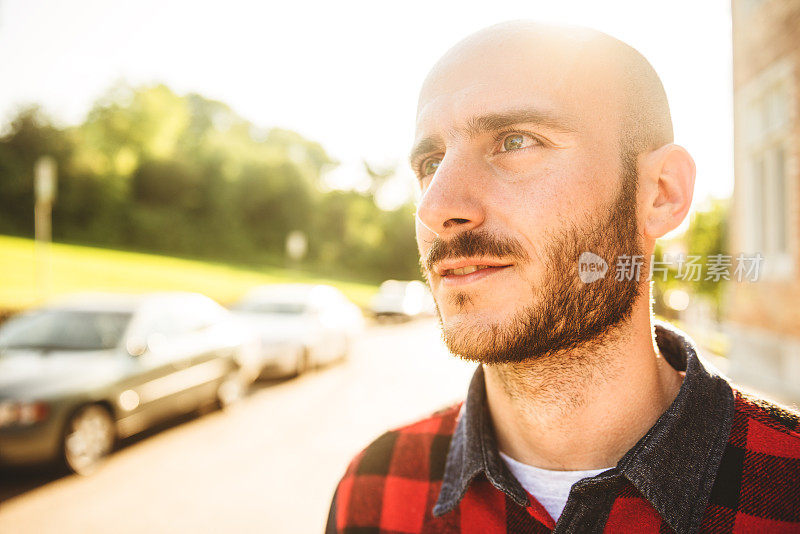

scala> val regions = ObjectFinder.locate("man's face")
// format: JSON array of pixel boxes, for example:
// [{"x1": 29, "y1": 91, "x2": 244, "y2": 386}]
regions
[{"x1": 412, "y1": 33, "x2": 644, "y2": 363}]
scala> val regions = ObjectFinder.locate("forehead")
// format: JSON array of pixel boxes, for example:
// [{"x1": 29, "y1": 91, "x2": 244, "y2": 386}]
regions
[{"x1": 414, "y1": 34, "x2": 624, "y2": 142}]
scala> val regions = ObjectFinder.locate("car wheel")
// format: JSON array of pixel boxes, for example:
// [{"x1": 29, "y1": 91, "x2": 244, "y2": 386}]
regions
[
  {"x1": 339, "y1": 336, "x2": 351, "y2": 362},
  {"x1": 295, "y1": 348, "x2": 310, "y2": 376},
  {"x1": 62, "y1": 404, "x2": 116, "y2": 475},
  {"x1": 216, "y1": 372, "x2": 246, "y2": 409}
]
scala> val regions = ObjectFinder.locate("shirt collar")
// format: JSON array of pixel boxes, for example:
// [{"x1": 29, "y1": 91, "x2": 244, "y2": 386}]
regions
[{"x1": 433, "y1": 321, "x2": 735, "y2": 534}]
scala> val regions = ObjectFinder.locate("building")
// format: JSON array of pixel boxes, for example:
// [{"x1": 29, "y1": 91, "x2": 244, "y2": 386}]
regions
[{"x1": 728, "y1": 0, "x2": 800, "y2": 401}]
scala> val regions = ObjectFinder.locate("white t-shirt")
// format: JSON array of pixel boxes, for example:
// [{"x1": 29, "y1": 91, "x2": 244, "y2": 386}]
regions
[{"x1": 499, "y1": 451, "x2": 612, "y2": 523}]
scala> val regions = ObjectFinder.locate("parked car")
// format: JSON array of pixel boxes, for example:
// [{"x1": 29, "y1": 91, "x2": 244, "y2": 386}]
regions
[
  {"x1": 370, "y1": 280, "x2": 435, "y2": 320},
  {"x1": 230, "y1": 284, "x2": 363, "y2": 377},
  {"x1": 0, "y1": 292, "x2": 260, "y2": 474}
]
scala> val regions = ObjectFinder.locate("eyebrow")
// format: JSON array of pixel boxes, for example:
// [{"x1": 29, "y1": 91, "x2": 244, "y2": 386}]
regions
[{"x1": 409, "y1": 107, "x2": 576, "y2": 166}]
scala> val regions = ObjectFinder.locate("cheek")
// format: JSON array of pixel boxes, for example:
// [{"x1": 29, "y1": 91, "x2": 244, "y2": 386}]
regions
[
  {"x1": 487, "y1": 161, "x2": 606, "y2": 270},
  {"x1": 491, "y1": 165, "x2": 570, "y2": 235},
  {"x1": 502, "y1": 158, "x2": 613, "y2": 227}
]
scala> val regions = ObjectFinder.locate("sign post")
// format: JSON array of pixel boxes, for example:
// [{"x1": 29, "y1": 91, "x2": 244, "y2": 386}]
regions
[
  {"x1": 34, "y1": 156, "x2": 57, "y2": 299},
  {"x1": 286, "y1": 230, "x2": 308, "y2": 270}
]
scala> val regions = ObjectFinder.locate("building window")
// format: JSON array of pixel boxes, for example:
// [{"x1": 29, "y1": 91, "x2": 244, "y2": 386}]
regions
[
  {"x1": 737, "y1": 59, "x2": 796, "y2": 278},
  {"x1": 749, "y1": 145, "x2": 789, "y2": 256}
]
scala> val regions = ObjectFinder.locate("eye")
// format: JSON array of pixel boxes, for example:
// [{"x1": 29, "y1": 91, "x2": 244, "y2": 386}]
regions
[
  {"x1": 419, "y1": 157, "x2": 441, "y2": 177},
  {"x1": 500, "y1": 133, "x2": 539, "y2": 152}
]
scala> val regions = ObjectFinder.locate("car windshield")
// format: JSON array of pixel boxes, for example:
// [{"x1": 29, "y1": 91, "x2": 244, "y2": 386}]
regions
[
  {"x1": 0, "y1": 310, "x2": 133, "y2": 351},
  {"x1": 378, "y1": 281, "x2": 408, "y2": 296},
  {"x1": 233, "y1": 301, "x2": 307, "y2": 315}
]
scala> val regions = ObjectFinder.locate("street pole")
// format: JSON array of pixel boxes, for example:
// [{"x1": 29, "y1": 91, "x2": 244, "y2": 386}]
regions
[
  {"x1": 34, "y1": 156, "x2": 57, "y2": 300},
  {"x1": 286, "y1": 230, "x2": 308, "y2": 271}
]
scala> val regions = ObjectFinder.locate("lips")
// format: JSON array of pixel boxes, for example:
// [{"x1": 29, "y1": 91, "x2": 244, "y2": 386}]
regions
[
  {"x1": 434, "y1": 259, "x2": 512, "y2": 286},
  {"x1": 435, "y1": 258, "x2": 512, "y2": 276},
  {"x1": 445, "y1": 265, "x2": 492, "y2": 276}
]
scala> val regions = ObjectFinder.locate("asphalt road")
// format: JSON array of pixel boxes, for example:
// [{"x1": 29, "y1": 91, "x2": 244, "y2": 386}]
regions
[{"x1": 0, "y1": 318, "x2": 477, "y2": 534}]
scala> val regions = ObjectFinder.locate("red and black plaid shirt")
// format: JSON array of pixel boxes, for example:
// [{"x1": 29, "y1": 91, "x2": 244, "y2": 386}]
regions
[{"x1": 326, "y1": 323, "x2": 800, "y2": 533}]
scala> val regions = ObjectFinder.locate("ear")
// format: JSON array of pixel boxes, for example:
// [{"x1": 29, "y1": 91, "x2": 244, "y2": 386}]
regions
[{"x1": 639, "y1": 144, "x2": 696, "y2": 239}]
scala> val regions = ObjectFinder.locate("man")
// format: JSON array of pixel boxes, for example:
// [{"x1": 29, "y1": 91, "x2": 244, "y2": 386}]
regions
[{"x1": 326, "y1": 21, "x2": 800, "y2": 533}]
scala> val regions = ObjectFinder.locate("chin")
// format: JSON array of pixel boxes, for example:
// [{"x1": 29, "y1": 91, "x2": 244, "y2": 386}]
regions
[{"x1": 437, "y1": 306, "x2": 515, "y2": 362}]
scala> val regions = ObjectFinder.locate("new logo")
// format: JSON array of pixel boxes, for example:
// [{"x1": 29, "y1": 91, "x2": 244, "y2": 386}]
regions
[{"x1": 578, "y1": 252, "x2": 608, "y2": 283}]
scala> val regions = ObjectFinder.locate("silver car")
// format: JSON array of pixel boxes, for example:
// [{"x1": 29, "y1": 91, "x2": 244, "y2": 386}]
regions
[
  {"x1": 231, "y1": 284, "x2": 364, "y2": 377},
  {"x1": 0, "y1": 292, "x2": 259, "y2": 474},
  {"x1": 370, "y1": 280, "x2": 435, "y2": 319}
]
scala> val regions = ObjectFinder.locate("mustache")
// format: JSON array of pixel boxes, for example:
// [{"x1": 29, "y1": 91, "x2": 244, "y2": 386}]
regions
[{"x1": 421, "y1": 230, "x2": 530, "y2": 274}]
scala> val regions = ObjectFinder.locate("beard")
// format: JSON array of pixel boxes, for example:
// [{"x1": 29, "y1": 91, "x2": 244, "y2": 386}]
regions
[{"x1": 422, "y1": 154, "x2": 643, "y2": 365}]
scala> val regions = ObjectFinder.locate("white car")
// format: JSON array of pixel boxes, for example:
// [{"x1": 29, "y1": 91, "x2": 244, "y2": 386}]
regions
[
  {"x1": 231, "y1": 284, "x2": 364, "y2": 377},
  {"x1": 370, "y1": 280, "x2": 435, "y2": 319}
]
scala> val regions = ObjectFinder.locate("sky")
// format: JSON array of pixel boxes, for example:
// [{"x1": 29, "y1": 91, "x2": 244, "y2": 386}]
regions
[{"x1": 0, "y1": 0, "x2": 734, "y2": 211}]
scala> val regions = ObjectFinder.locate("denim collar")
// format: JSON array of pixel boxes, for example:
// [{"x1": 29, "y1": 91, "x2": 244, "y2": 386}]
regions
[{"x1": 432, "y1": 322, "x2": 735, "y2": 534}]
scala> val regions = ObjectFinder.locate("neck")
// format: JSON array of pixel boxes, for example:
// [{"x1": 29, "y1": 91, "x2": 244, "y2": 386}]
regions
[{"x1": 483, "y1": 297, "x2": 684, "y2": 470}]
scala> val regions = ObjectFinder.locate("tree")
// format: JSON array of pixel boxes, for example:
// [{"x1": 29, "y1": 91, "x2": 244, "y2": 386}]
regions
[
  {"x1": 0, "y1": 83, "x2": 423, "y2": 285},
  {"x1": 684, "y1": 198, "x2": 729, "y2": 317},
  {"x1": 0, "y1": 106, "x2": 72, "y2": 236},
  {"x1": 652, "y1": 198, "x2": 730, "y2": 321}
]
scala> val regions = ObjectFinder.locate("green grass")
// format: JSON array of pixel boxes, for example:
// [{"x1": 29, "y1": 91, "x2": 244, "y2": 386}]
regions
[{"x1": 0, "y1": 235, "x2": 379, "y2": 312}]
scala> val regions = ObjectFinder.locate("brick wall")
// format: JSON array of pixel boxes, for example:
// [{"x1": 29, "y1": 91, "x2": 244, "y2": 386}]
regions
[
  {"x1": 729, "y1": 0, "x2": 800, "y2": 337},
  {"x1": 733, "y1": 0, "x2": 800, "y2": 86}
]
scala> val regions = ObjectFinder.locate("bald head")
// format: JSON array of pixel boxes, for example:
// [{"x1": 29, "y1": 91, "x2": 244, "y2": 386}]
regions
[
  {"x1": 418, "y1": 21, "x2": 673, "y2": 161},
  {"x1": 413, "y1": 22, "x2": 695, "y2": 368}
]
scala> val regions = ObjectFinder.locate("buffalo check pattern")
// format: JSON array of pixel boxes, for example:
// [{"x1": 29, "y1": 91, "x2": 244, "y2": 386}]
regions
[{"x1": 327, "y1": 324, "x2": 800, "y2": 533}]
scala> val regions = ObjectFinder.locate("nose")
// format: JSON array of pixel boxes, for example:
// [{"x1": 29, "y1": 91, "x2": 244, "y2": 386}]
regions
[{"x1": 415, "y1": 152, "x2": 486, "y2": 237}]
